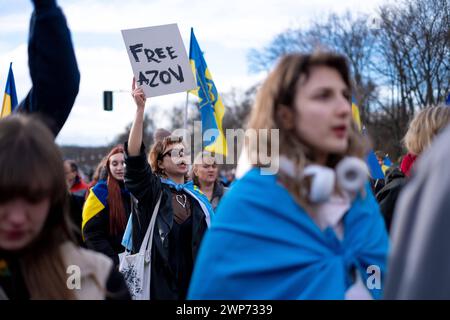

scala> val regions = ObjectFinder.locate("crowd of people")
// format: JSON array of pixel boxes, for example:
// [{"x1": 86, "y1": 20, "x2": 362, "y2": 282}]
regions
[{"x1": 1, "y1": 0, "x2": 449, "y2": 300}]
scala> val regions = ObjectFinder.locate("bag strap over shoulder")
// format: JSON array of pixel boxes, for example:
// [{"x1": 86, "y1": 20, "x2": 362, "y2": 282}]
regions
[{"x1": 138, "y1": 192, "x2": 162, "y2": 256}]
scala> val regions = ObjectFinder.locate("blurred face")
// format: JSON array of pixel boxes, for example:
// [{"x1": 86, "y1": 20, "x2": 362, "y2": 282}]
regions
[
  {"x1": 64, "y1": 162, "x2": 76, "y2": 188},
  {"x1": 194, "y1": 156, "x2": 218, "y2": 185},
  {"x1": 159, "y1": 143, "x2": 188, "y2": 177},
  {"x1": 377, "y1": 157, "x2": 383, "y2": 166},
  {"x1": 109, "y1": 153, "x2": 125, "y2": 181},
  {"x1": 294, "y1": 66, "x2": 351, "y2": 161},
  {"x1": 0, "y1": 198, "x2": 50, "y2": 251}
]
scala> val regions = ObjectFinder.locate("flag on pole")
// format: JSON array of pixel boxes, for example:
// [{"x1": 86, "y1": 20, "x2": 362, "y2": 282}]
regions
[
  {"x1": 1, "y1": 63, "x2": 18, "y2": 118},
  {"x1": 189, "y1": 28, "x2": 227, "y2": 156},
  {"x1": 351, "y1": 98, "x2": 362, "y2": 131},
  {"x1": 352, "y1": 97, "x2": 385, "y2": 179}
]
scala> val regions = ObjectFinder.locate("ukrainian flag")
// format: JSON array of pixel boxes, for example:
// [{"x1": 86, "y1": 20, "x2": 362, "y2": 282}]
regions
[
  {"x1": 352, "y1": 97, "x2": 384, "y2": 179},
  {"x1": 1, "y1": 63, "x2": 18, "y2": 118},
  {"x1": 351, "y1": 98, "x2": 362, "y2": 131},
  {"x1": 189, "y1": 28, "x2": 227, "y2": 156},
  {"x1": 81, "y1": 181, "x2": 108, "y2": 240}
]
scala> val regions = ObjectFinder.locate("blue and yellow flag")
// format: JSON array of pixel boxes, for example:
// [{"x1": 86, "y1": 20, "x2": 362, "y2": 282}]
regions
[
  {"x1": 351, "y1": 98, "x2": 362, "y2": 131},
  {"x1": 352, "y1": 97, "x2": 384, "y2": 179},
  {"x1": 189, "y1": 28, "x2": 227, "y2": 156},
  {"x1": 81, "y1": 181, "x2": 108, "y2": 240},
  {"x1": 1, "y1": 63, "x2": 18, "y2": 118}
]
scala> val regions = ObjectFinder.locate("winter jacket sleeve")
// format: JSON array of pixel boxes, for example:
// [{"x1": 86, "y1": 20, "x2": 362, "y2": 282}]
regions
[
  {"x1": 124, "y1": 142, "x2": 163, "y2": 252},
  {"x1": 124, "y1": 142, "x2": 162, "y2": 209},
  {"x1": 17, "y1": 0, "x2": 80, "y2": 137}
]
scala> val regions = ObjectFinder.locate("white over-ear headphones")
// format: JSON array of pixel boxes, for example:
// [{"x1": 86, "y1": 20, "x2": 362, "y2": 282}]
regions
[{"x1": 278, "y1": 156, "x2": 368, "y2": 203}]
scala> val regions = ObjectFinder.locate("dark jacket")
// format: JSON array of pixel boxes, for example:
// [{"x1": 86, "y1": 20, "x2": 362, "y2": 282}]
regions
[
  {"x1": 376, "y1": 167, "x2": 407, "y2": 232},
  {"x1": 124, "y1": 143, "x2": 208, "y2": 300},
  {"x1": 83, "y1": 182, "x2": 131, "y2": 266},
  {"x1": 17, "y1": 0, "x2": 80, "y2": 137},
  {"x1": 69, "y1": 193, "x2": 85, "y2": 246},
  {"x1": 210, "y1": 181, "x2": 227, "y2": 211}
]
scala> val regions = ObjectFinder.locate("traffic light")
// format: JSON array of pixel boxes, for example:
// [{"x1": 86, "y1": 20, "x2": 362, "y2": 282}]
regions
[{"x1": 103, "y1": 91, "x2": 113, "y2": 111}]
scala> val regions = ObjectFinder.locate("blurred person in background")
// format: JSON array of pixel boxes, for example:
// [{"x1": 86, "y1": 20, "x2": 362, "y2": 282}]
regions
[
  {"x1": 64, "y1": 160, "x2": 89, "y2": 197},
  {"x1": 376, "y1": 106, "x2": 450, "y2": 232},
  {"x1": 0, "y1": 116, "x2": 129, "y2": 300},
  {"x1": 385, "y1": 123, "x2": 450, "y2": 299}
]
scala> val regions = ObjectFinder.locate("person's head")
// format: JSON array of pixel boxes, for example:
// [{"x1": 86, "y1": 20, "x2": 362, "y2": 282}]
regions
[
  {"x1": 106, "y1": 146, "x2": 125, "y2": 182},
  {"x1": 64, "y1": 159, "x2": 79, "y2": 189},
  {"x1": 403, "y1": 106, "x2": 450, "y2": 156},
  {"x1": 191, "y1": 152, "x2": 219, "y2": 187},
  {"x1": 148, "y1": 128, "x2": 189, "y2": 182},
  {"x1": 375, "y1": 151, "x2": 384, "y2": 166},
  {"x1": 0, "y1": 115, "x2": 75, "y2": 298},
  {"x1": 91, "y1": 157, "x2": 108, "y2": 185},
  {"x1": 248, "y1": 52, "x2": 365, "y2": 167},
  {"x1": 104, "y1": 145, "x2": 126, "y2": 236},
  {"x1": 226, "y1": 169, "x2": 235, "y2": 182},
  {"x1": 246, "y1": 52, "x2": 367, "y2": 203}
]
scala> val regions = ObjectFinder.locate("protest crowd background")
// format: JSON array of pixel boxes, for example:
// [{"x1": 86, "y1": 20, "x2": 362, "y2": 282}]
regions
[{"x1": 0, "y1": 0, "x2": 449, "y2": 301}]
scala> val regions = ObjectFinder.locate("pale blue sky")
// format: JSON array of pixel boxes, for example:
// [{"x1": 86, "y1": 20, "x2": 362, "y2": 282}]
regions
[{"x1": 0, "y1": 0, "x2": 386, "y2": 146}]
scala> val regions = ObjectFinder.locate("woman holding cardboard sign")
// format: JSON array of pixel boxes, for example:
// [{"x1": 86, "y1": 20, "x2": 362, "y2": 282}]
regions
[{"x1": 120, "y1": 80, "x2": 214, "y2": 300}]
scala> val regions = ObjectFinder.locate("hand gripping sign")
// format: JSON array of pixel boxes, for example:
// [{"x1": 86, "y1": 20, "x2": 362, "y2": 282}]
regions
[{"x1": 122, "y1": 23, "x2": 196, "y2": 97}]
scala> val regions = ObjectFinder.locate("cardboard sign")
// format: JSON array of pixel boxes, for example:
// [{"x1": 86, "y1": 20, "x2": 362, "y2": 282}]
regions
[{"x1": 121, "y1": 24, "x2": 196, "y2": 98}]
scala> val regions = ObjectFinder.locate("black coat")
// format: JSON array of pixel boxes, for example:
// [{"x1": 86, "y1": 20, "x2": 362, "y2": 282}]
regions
[
  {"x1": 124, "y1": 143, "x2": 208, "y2": 300},
  {"x1": 376, "y1": 167, "x2": 407, "y2": 232},
  {"x1": 82, "y1": 185, "x2": 131, "y2": 266}
]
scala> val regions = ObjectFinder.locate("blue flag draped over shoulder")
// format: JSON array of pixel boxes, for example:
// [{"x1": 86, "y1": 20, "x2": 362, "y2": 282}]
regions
[
  {"x1": 189, "y1": 28, "x2": 227, "y2": 156},
  {"x1": 188, "y1": 168, "x2": 389, "y2": 299},
  {"x1": 1, "y1": 63, "x2": 18, "y2": 118}
]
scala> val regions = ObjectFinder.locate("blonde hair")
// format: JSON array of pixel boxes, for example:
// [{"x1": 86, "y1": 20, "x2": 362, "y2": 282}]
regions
[
  {"x1": 246, "y1": 52, "x2": 368, "y2": 205},
  {"x1": 190, "y1": 151, "x2": 218, "y2": 186},
  {"x1": 404, "y1": 106, "x2": 450, "y2": 156}
]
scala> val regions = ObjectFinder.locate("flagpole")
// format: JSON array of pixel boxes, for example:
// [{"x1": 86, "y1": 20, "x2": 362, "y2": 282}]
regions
[{"x1": 184, "y1": 91, "x2": 189, "y2": 142}]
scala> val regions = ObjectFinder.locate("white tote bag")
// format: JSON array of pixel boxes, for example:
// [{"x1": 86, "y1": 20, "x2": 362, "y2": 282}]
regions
[{"x1": 119, "y1": 194, "x2": 162, "y2": 300}]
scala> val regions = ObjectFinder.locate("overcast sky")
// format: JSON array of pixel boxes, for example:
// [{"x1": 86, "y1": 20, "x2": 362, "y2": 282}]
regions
[{"x1": 0, "y1": 0, "x2": 386, "y2": 146}]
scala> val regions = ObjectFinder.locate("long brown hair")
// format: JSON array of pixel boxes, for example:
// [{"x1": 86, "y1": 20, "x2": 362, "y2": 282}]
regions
[
  {"x1": 105, "y1": 145, "x2": 126, "y2": 236},
  {"x1": 0, "y1": 115, "x2": 76, "y2": 299},
  {"x1": 246, "y1": 52, "x2": 368, "y2": 205}
]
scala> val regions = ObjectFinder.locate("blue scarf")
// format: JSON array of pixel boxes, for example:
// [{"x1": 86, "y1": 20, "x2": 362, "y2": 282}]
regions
[
  {"x1": 188, "y1": 167, "x2": 389, "y2": 299},
  {"x1": 121, "y1": 178, "x2": 214, "y2": 251}
]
